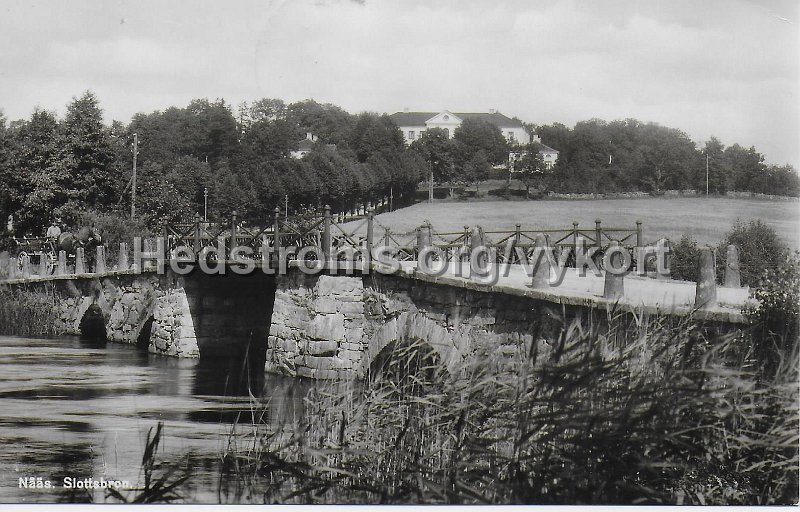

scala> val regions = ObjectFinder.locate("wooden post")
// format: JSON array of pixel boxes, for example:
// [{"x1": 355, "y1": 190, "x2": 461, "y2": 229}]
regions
[
  {"x1": 231, "y1": 210, "x2": 238, "y2": 260},
  {"x1": 118, "y1": 242, "x2": 129, "y2": 271},
  {"x1": 383, "y1": 227, "x2": 391, "y2": 247},
  {"x1": 193, "y1": 212, "x2": 201, "y2": 256},
  {"x1": 595, "y1": 219, "x2": 602, "y2": 248},
  {"x1": 95, "y1": 245, "x2": 106, "y2": 274},
  {"x1": 636, "y1": 220, "x2": 643, "y2": 247},
  {"x1": 572, "y1": 221, "x2": 579, "y2": 262},
  {"x1": 75, "y1": 247, "x2": 86, "y2": 274},
  {"x1": 695, "y1": 246, "x2": 717, "y2": 308},
  {"x1": 530, "y1": 233, "x2": 551, "y2": 289},
  {"x1": 416, "y1": 227, "x2": 425, "y2": 255},
  {"x1": 274, "y1": 207, "x2": 282, "y2": 254},
  {"x1": 603, "y1": 241, "x2": 625, "y2": 300},
  {"x1": 366, "y1": 209, "x2": 374, "y2": 257},
  {"x1": 322, "y1": 205, "x2": 331, "y2": 261},
  {"x1": 724, "y1": 244, "x2": 741, "y2": 288}
]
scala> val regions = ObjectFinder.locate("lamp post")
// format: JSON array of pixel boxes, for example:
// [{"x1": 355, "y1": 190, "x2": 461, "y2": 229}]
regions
[{"x1": 203, "y1": 187, "x2": 208, "y2": 221}]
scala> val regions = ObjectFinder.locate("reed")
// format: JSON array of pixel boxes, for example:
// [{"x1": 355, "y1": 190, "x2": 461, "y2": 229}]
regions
[
  {"x1": 0, "y1": 287, "x2": 59, "y2": 337},
  {"x1": 219, "y1": 310, "x2": 798, "y2": 505}
]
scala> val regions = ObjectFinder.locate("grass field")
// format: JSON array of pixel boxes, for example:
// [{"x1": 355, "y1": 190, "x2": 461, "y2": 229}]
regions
[{"x1": 364, "y1": 197, "x2": 800, "y2": 248}]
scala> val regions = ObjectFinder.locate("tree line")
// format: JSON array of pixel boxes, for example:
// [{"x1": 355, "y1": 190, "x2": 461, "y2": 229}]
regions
[
  {"x1": 0, "y1": 93, "x2": 797, "y2": 239},
  {"x1": 0, "y1": 93, "x2": 425, "y2": 237},
  {"x1": 533, "y1": 119, "x2": 799, "y2": 196}
]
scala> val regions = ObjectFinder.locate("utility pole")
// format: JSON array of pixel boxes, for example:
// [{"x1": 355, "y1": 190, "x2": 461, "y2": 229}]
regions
[
  {"x1": 706, "y1": 152, "x2": 709, "y2": 197},
  {"x1": 428, "y1": 161, "x2": 434, "y2": 203},
  {"x1": 285, "y1": 194, "x2": 288, "y2": 218},
  {"x1": 131, "y1": 133, "x2": 138, "y2": 220},
  {"x1": 203, "y1": 187, "x2": 208, "y2": 221}
]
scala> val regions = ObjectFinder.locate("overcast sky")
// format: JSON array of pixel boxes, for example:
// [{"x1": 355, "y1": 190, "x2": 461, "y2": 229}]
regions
[{"x1": 1, "y1": 0, "x2": 797, "y2": 166}]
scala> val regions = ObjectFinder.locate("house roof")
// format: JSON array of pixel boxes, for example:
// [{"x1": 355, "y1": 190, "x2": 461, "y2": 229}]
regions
[
  {"x1": 390, "y1": 111, "x2": 525, "y2": 129},
  {"x1": 296, "y1": 139, "x2": 315, "y2": 151},
  {"x1": 538, "y1": 143, "x2": 559, "y2": 154}
]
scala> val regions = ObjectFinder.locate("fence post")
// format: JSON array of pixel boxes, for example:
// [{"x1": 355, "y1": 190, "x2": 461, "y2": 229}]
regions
[
  {"x1": 366, "y1": 209, "x2": 374, "y2": 259},
  {"x1": 193, "y1": 213, "x2": 201, "y2": 256},
  {"x1": 57, "y1": 250, "x2": 67, "y2": 275},
  {"x1": 75, "y1": 247, "x2": 86, "y2": 274},
  {"x1": 95, "y1": 245, "x2": 106, "y2": 274},
  {"x1": 595, "y1": 219, "x2": 602, "y2": 248},
  {"x1": 724, "y1": 244, "x2": 741, "y2": 288},
  {"x1": 636, "y1": 220, "x2": 643, "y2": 247},
  {"x1": 118, "y1": 242, "x2": 129, "y2": 271},
  {"x1": 572, "y1": 221, "x2": 579, "y2": 262},
  {"x1": 695, "y1": 246, "x2": 717, "y2": 308},
  {"x1": 230, "y1": 210, "x2": 238, "y2": 260},
  {"x1": 603, "y1": 241, "x2": 625, "y2": 300},
  {"x1": 274, "y1": 207, "x2": 282, "y2": 256},
  {"x1": 416, "y1": 227, "x2": 425, "y2": 256},
  {"x1": 322, "y1": 205, "x2": 331, "y2": 261},
  {"x1": 530, "y1": 233, "x2": 551, "y2": 289}
]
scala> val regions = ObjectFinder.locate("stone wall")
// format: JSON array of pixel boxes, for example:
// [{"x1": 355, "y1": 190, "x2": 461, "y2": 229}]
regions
[
  {"x1": 50, "y1": 274, "x2": 199, "y2": 358},
  {"x1": 265, "y1": 271, "x2": 565, "y2": 380}
]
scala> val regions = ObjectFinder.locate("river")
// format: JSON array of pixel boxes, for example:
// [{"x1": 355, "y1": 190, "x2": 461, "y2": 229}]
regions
[{"x1": 0, "y1": 334, "x2": 311, "y2": 504}]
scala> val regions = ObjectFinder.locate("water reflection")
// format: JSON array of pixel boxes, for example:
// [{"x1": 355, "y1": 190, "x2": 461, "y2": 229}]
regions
[{"x1": 0, "y1": 335, "x2": 312, "y2": 503}]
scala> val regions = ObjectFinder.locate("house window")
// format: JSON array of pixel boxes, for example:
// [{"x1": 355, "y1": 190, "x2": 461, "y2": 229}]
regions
[
  {"x1": 508, "y1": 132, "x2": 515, "y2": 141},
  {"x1": 443, "y1": 128, "x2": 449, "y2": 138},
  {"x1": 408, "y1": 130, "x2": 415, "y2": 140}
]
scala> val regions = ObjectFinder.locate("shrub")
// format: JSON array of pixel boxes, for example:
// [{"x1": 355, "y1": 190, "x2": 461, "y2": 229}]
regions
[
  {"x1": 717, "y1": 219, "x2": 788, "y2": 286},
  {"x1": 670, "y1": 235, "x2": 701, "y2": 281},
  {"x1": 745, "y1": 251, "x2": 800, "y2": 370}
]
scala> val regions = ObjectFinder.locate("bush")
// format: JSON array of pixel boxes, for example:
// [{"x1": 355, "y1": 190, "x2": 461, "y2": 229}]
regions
[
  {"x1": 745, "y1": 251, "x2": 800, "y2": 370},
  {"x1": 670, "y1": 235, "x2": 701, "y2": 282},
  {"x1": 717, "y1": 219, "x2": 788, "y2": 286}
]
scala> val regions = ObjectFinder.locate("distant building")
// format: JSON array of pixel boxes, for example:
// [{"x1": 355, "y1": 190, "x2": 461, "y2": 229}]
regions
[
  {"x1": 389, "y1": 110, "x2": 531, "y2": 145},
  {"x1": 289, "y1": 133, "x2": 336, "y2": 159},
  {"x1": 508, "y1": 138, "x2": 560, "y2": 170}
]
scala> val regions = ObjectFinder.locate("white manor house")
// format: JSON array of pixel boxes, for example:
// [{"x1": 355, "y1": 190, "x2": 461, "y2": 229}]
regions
[{"x1": 389, "y1": 109, "x2": 559, "y2": 169}]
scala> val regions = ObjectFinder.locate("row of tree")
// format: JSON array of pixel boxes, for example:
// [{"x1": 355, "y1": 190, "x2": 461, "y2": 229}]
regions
[
  {"x1": 0, "y1": 94, "x2": 426, "y2": 235},
  {"x1": 1, "y1": 94, "x2": 797, "y2": 238},
  {"x1": 533, "y1": 119, "x2": 799, "y2": 196}
]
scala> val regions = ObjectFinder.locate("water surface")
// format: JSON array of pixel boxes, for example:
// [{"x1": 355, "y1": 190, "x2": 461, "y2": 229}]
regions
[{"x1": 0, "y1": 335, "x2": 309, "y2": 503}]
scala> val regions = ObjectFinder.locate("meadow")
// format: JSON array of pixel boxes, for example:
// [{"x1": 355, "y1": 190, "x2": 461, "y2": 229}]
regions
[{"x1": 366, "y1": 197, "x2": 800, "y2": 248}]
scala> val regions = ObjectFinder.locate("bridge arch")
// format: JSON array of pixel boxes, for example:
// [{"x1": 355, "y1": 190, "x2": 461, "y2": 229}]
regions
[{"x1": 363, "y1": 312, "x2": 468, "y2": 376}]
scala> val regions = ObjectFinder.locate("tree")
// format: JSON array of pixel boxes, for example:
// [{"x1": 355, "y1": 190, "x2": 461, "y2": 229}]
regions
[
  {"x1": 517, "y1": 145, "x2": 548, "y2": 196},
  {"x1": 410, "y1": 128, "x2": 456, "y2": 183},
  {"x1": 453, "y1": 119, "x2": 508, "y2": 166},
  {"x1": 348, "y1": 113, "x2": 404, "y2": 163},
  {"x1": 463, "y1": 150, "x2": 491, "y2": 193},
  {"x1": 61, "y1": 91, "x2": 117, "y2": 208}
]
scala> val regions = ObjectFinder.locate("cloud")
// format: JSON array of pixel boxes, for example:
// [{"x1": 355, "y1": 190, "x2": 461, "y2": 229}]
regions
[{"x1": 0, "y1": 0, "x2": 796, "y2": 166}]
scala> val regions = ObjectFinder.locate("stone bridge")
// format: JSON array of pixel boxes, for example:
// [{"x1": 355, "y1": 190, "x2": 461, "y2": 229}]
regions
[{"x1": 0, "y1": 237, "x2": 752, "y2": 380}]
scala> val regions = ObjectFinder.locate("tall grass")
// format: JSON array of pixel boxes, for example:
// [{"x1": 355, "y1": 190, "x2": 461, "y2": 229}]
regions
[
  {"x1": 0, "y1": 287, "x2": 59, "y2": 337},
  {"x1": 219, "y1": 310, "x2": 798, "y2": 505}
]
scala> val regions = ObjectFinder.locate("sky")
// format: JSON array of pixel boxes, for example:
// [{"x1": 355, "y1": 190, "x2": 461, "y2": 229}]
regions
[{"x1": 0, "y1": 0, "x2": 798, "y2": 167}]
